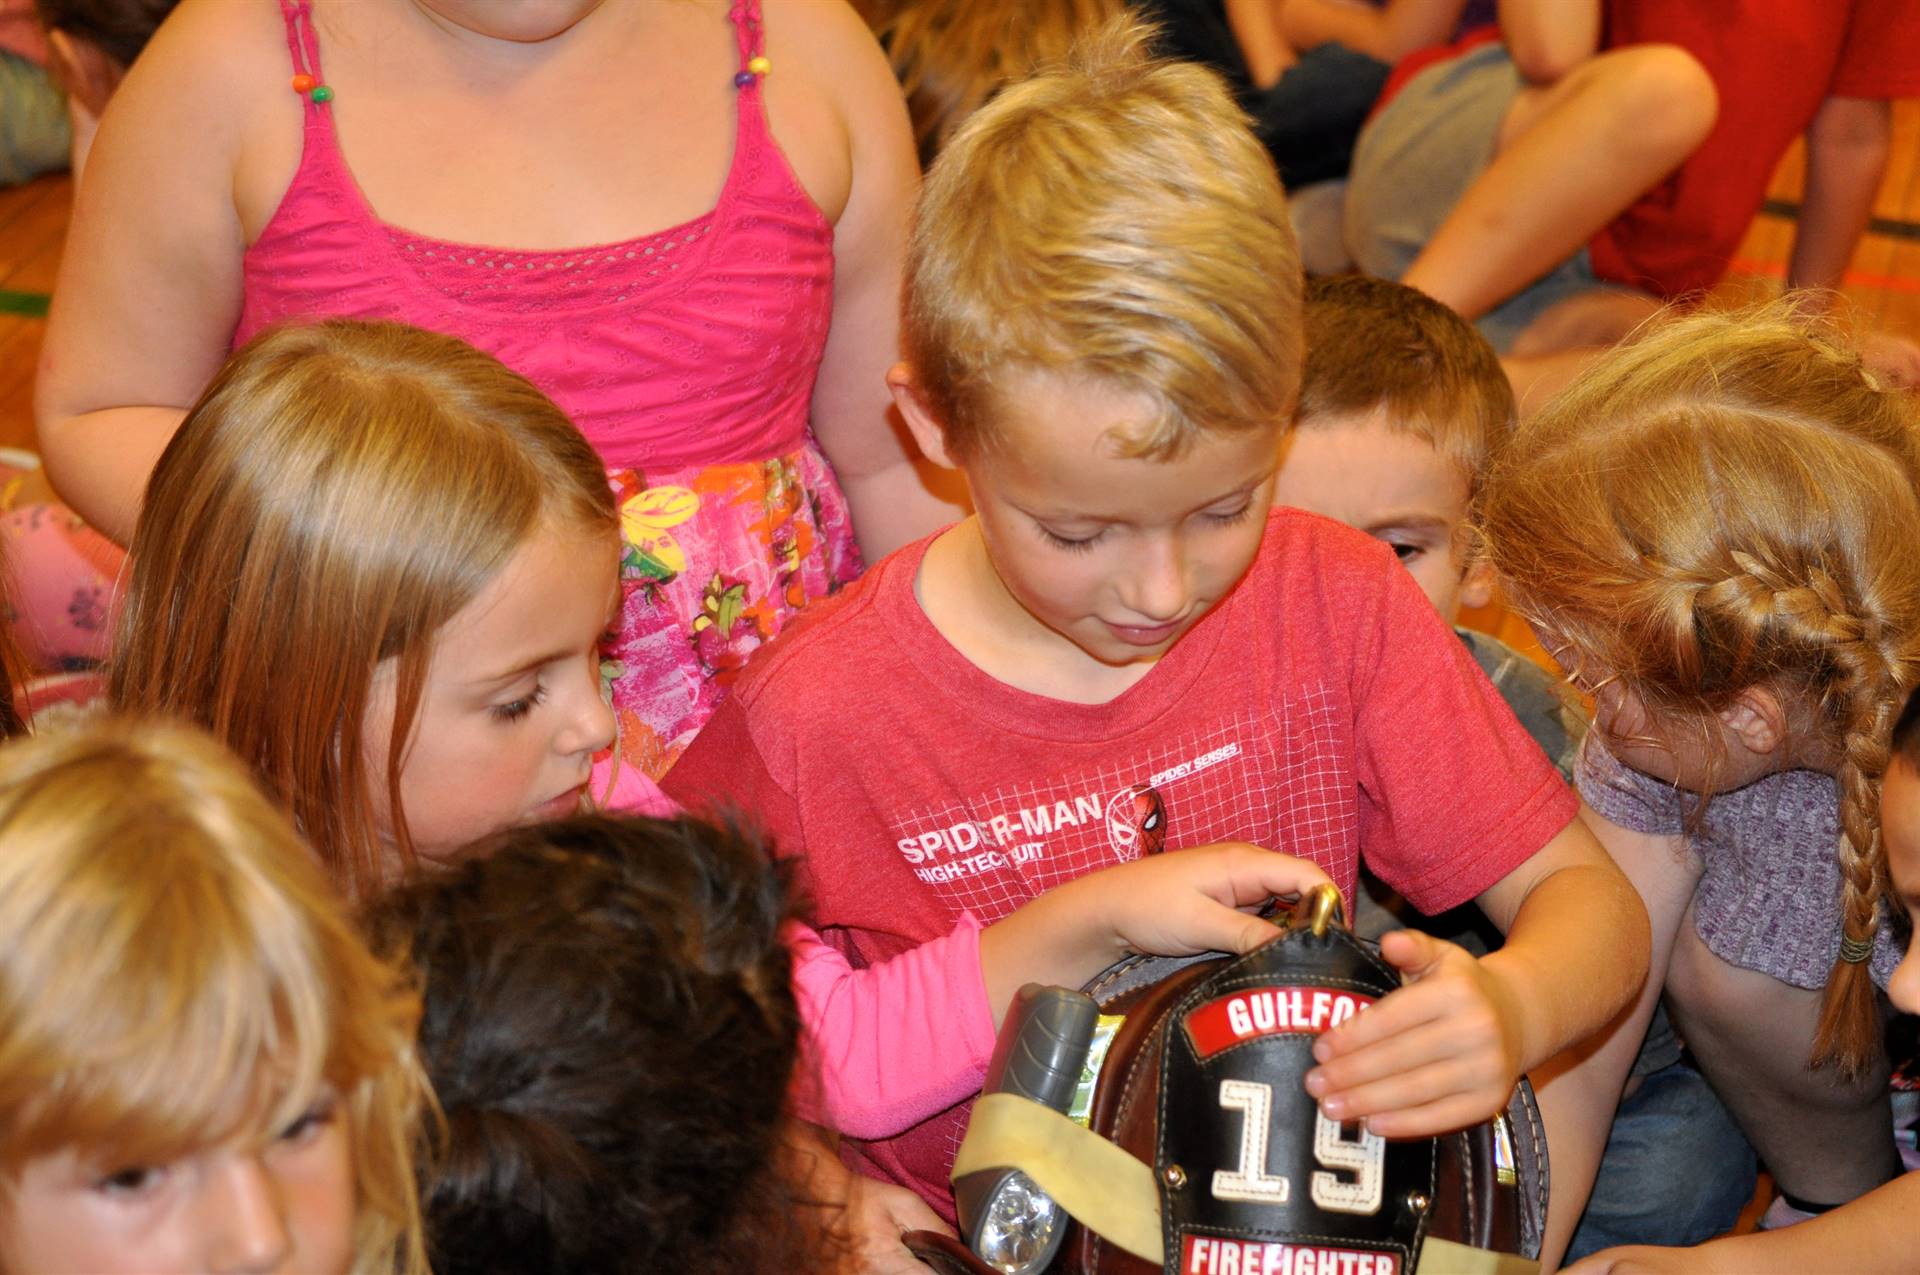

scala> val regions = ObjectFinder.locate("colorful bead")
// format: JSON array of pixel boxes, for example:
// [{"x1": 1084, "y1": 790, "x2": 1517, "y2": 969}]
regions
[
  {"x1": 310, "y1": 84, "x2": 334, "y2": 104},
  {"x1": 746, "y1": 55, "x2": 771, "y2": 76},
  {"x1": 290, "y1": 73, "x2": 315, "y2": 93},
  {"x1": 733, "y1": 70, "x2": 755, "y2": 88}
]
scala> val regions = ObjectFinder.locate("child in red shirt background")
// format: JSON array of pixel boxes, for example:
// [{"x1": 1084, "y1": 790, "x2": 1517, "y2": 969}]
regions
[{"x1": 1346, "y1": 0, "x2": 1920, "y2": 400}]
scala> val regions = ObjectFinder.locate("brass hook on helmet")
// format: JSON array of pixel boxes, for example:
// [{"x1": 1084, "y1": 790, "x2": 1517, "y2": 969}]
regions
[{"x1": 1288, "y1": 882, "x2": 1347, "y2": 937}]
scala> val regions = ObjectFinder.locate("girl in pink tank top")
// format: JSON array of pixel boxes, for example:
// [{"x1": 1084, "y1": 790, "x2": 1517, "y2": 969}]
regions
[
  {"x1": 37, "y1": 0, "x2": 945, "y2": 773},
  {"x1": 238, "y1": 0, "x2": 858, "y2": 775}
]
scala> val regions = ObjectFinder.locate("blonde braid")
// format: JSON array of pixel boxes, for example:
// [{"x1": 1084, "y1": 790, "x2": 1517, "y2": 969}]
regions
[{"x1": 1707, "y1": 549, "x2": 1907, "y2": 1075}]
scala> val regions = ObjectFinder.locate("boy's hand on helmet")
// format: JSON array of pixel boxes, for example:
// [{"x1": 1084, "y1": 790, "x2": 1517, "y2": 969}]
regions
[
  {"x1": 1091, "y1": 841, "x2": 1334, "y2": 960},
  {"x1": 1301, "y1": 929, "x2": 1525, "y2": 1137}
]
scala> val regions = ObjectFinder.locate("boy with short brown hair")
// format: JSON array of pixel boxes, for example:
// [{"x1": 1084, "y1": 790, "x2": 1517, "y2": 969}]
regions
[{"x1": 1281, "y1": 272, "x2": 1578, "y2": 813}]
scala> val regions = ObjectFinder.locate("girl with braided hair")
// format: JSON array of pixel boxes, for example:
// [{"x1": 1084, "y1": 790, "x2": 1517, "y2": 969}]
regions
[{"x1": 1483, "y1": 302, "x2": 1920, "y2": 1234}]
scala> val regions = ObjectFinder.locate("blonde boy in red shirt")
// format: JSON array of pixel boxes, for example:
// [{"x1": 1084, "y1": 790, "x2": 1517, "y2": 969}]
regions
[{"x1": 668, "y1": 17, "x2": 1648, "y2": 1270}]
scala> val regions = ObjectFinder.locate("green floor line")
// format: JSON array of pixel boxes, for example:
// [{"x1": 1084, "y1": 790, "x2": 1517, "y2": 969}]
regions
[{"x1": 0, "y1": 290, "x2": 50, "y2": 318}]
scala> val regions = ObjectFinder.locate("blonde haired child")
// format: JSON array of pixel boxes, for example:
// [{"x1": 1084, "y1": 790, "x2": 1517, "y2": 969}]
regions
[
  {"x1": 1484, "y1": 304, "x2": 1920, "y2": 1226},
  {"x1": 669, "y1": 17, "x2": 1649, "y2": 1265},
  {"x1": 108, "y1": 318, "x2": 657, "y2": 899},
  {"x1": 0, "y1": 717, "x2": 426, "y2": 1274},
  {"x1": 903, "y1": 17, "x2": 1301, "y2": 461}
]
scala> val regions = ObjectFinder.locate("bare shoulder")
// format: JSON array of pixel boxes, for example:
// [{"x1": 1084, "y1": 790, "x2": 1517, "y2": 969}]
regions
[
  {"x1": 755, "y1": 0, "x2": 880, "y2": 223},
  {"x1": 759, "y1": 0, "x2": 914, "y2": 222},
  {"x1": 124, "y1": 0, "x2": 291, "y2": 125},
  {"x1": 759, "y1": 0, "x2": 904, "y2": 135},
  {"x1": 86, "y1": 0, "x2": 304, "y2": 237}
]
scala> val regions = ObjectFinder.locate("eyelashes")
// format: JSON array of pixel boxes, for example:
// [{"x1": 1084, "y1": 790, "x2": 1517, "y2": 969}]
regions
[
  {"x1": 276, "y1": 1095, "x2": 338, "y2": 1145},
  {"x1": 1040, "y1": 526, "x2": 1104, "y2": 553},
  {"x1": 89, "y1": 1096, "x2": 337, "y2": 1198},
  {"x1": 1037, "y1": 503, "x2": 1256, "y2": 553},
  {"x1": 490, "y1": 682, "x2": 548, "y2": 723}
]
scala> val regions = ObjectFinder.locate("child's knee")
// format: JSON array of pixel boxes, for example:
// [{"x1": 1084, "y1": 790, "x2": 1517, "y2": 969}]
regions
[{"x1": 1608, "y1": 44, "x2": 1718, "y2": 157}]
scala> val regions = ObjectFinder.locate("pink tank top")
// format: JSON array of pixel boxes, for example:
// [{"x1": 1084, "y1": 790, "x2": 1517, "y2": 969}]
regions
[{"x1": 236, "y1": 0, "x2": 835, "y2": 472}]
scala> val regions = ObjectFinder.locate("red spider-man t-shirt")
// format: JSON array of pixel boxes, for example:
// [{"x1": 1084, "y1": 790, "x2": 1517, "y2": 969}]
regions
[{"x1": 667, "y1": 509, "x2": 1576, "y2": 1217}]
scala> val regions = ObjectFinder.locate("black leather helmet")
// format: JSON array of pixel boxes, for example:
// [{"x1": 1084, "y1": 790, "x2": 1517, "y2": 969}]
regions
[{"x1": 910, "y1": 885, "x2": 1549, "y2": 1275}]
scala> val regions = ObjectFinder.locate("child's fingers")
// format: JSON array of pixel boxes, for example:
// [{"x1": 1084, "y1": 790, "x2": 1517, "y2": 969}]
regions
[
  {"x1": 1305, "y1": 1021, "x2": 1482, "y2": 1113},
  {"x1": 1196, "y1": 897, "x2": 1286, "y2": 955},
  {"x1": 1191, "y1": 842, "x2": 1334, "y2": 909},
  {"x1": 1350, "y1": 1087, "x2": 1512, "y2": 1140},
  {"x1": 884, "y1": 1191, "x2": 955, "y2": 1240},
  {"x1": 844, "y1": 1179, "x2": 951, "y2": 1274},
  {"x1": 1315, "y1": 1063, "x2": 1485, "y2": 1126},
  {"x1": 1305, "y1": 1013, "x2": 1466, "y2": 1082},
  {"x1": 1307, "y1": 1047, "x2": 1486, "y2": 1129},
  {"x1": 1139, "y1": 893, "x2": 1282, "y2": 959},
  {"x1": 1308, "y1": 974, "x2": 1459, "y2": 1062},
  {"x1": 1315, "y1": 944, "x2": 1504, "y2": 1068},
  {"x1": 1378, "y1": 927, "x2": 1446, "y2": 980}
]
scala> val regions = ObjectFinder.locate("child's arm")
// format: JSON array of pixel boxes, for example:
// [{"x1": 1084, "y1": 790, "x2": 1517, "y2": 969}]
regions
[
  {"x1": 1786, "y1": 96, "x2": 1920, "y2": 386},
  {"x1": 788, "y1": 916, "x2": 998, "y2": 1140},
  {"x1": 1522, "y1": 808, "x2": 1696, "y2": 1270},
  {"x1": 1225, "y1": 0, "x2": 1294, "y2": 89},
  {"x1": 1279, "y1": 0, "x2": 1469, "y2": 64},
  {"x1": 792, "y1": 843, "x2": 1334, "y2": 1140},
  {"x1": 1496, "y1": 0, "x2": 1600, "y2": 84},
  {"x1": 35, "y1": 0, "x2": 281, "y2": 545},
  {"x1": 1304, "y1": 813, "x2": 1649, "y2": 1137},
  {"x1": 771, "y1": 0, "x2": 966, "y2": 562},
  {"x1": 1563, "y1": 1169, "x2": 1920, "y2": 1274}
]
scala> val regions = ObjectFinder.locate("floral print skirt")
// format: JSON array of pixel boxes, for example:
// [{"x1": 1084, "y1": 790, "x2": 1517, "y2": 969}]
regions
[{"x1": 602, "y1": 442, "x2": 861, "y2": 779}]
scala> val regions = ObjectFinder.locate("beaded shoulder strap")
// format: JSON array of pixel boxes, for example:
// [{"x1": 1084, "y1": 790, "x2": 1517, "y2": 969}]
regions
[
  {"x1": 729, "y1": 0, "x2": 763, "y2": 66},
  {"x1": 278, "y1": 0, "x2": 333, "y2": 104},
  {"x1": 728, "y1": 0, "x2": 770, "y2": 88}
]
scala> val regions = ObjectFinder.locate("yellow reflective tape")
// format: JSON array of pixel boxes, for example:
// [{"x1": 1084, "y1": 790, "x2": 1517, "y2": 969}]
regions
[
  {"x1": 1416, "y1": 1238, "x2": 1539, "y2": 1275},
  {"x1": 951, "y1": 1092, "x2": 1164, "y2": 1264}
]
